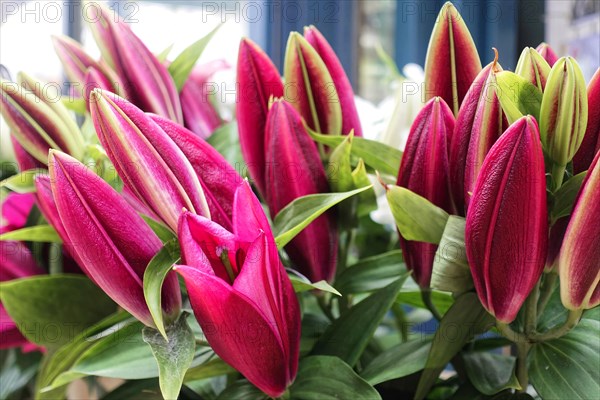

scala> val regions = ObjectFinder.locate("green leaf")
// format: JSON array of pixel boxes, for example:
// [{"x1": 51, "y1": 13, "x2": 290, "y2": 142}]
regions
[
  {"x1": 529, "y1": 315, "x2": 600, "y2": 399},
  {"x1": 327, "y1": 132, "x2": 354, "y2": 192},
  {"x1": 291, "y1": 356, "x2": 381, "y2": 400},
  {"x1": 143, "y1": 313, "x2": 196, "y2": 400},
  {"x1": 309, "y1": 129, "x2": 402, "y2": 176},
  {"x1": 168, "y1": 24, "x2": 222, "y2": 91},
  {"x1": 0, "y1": 275, "x2": 115, "y2": 349},
  {"x1": 385, "y1": 185, "x2": 449, "y2": 244},
  {"x1": 143, "y1": 240, "x2": 181, "y2": 339},
  {"x1": 395, "y1": 290, "x2": 454, "y2": 316},
  {"x1": 415, "y1": 292, "x2": 495, "y2": 400},
  {"x1": 48, "y1": 321, "x2": 158, "y2": 388},
  {"x1": 289, "y1": 275, "x2": 341, "y2": 296},
  {"x1": 61, "y1": 97, "x2": 87, "y2": 114},
  {"x1": 273, "y1": 186, "x2": 372, "y2": 248},
  {"x1": 335, "y1": 250, "x2": 405, "y2": 294},
  {"x1": 156, "y1": 43, "x2": 174, "y2": 63},
  {"x1": 35, "y1": 312, "x2": 132, "y2": 395},
  {"x1": 0, "y1": 168, "x2": 46, "y2": 193},
  {"x1": 430, "y1": 216, "x2": 473, "y2": 293},
  {"x1": 142, "y1": 216, "x2": 177, "y2": 243},
  {"x1": 0, "y1": 349, "x2": 42, "y2": 399},
  {"x1": 311, "y1": 277, "x2": 408, "y2": 366},
  {"x1": 496, "y1": 71, "x2": 543, "y2": 124},
  {"x1": 206, "y1": 121, "x2": 245, "y2": 171},
  {"x1": 463, "y1": 352, "x2": 521, "y2": 395},
  {"x1": 0, "y1": 225, "x2": 61, "y2": 243},
  {"x1": 184, "y1": 357, "x2": 234, "y2": 382},
  {"x1": 216, "y1": 380, "x2": 267, "y2": 400},
  {"x1": 352, "y1": 159, "x2": 378, "y2": 217},
  {"x1": 551, "y1": 171, "x2": 586, "y2": 222},
  {"x1": 361, "y1": 337, "x2": 432, "y2": 385}
]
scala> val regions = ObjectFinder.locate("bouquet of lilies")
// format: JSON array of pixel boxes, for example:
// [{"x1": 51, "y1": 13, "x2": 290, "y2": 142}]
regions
[{"x1": 1, "y1": 2, "x2": 598, "y2": 399}]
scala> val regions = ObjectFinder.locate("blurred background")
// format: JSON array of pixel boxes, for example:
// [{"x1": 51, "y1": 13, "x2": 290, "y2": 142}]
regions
[{"x1": 1, "y1": 0, "x2": 599, "y2": 159}]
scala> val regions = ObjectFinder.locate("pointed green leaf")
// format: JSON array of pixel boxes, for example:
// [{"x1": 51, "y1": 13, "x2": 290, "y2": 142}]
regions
[
  {"x1": 496, "y1": 71, "x2": 542, "y2": 124},
  {"x1": 0, "y1": 168, "x2": 47, "y2": 193},
  {"x1": 273, "y1": 186, "x2": 372, "y2": 248},
  {"x1": 463, "y1": 352, "x2": 521, "y2": 395},
  {"x1": 168, "y1": 24, "x2": 222, "y2": 91},
  {"x1": 327, "y1": 132, "x2": 354, "y2": 192},
  {"x1": 415, "y1": 292, "x2": 495, "y2": 400},
  {"x1": 143, "y1": 240, "x2": 181, "y2": 339},
  {"x1": 431, "y1": 216, "x2": 473, "y2": 293},
  {"x1": 0, "y1": 225, "x2": 61, "y2": 243},
  {"x1": 551, "y1": 170, "x2": 586, "y2": 223},
  {"x1": 143, "y1": 313, "x2": 196, "y2": 400},
  {"x1": 291, "y1": 356, "x2": 381, "y2": 400},
  {"x1": 0, "y1": 275, "x2": 116, "y2": 349},
  {"x1": 385, "y1": 185, "x2": 449, "y2": 244},
  {"x1": 311, "y1": 277, "x2": 408, "y2": 366},
  {"x1": 309, "y1": 129, "x2": 403, "y2": 176},
  {"x1": 335, "y1": 250, "x2": 405, "y2": 294},
  {"x1": 361, "y1": 337, "x2": 432, "y2": 385},
  {"x1": 289, "y1": 275, "x2": 341, "y2": 296},
  {"x1": 141, "y1": 216, "x2": 177, "y2": 243}
]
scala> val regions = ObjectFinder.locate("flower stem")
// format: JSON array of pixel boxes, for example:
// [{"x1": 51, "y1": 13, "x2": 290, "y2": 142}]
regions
[
  {"x1": 530, "y1": 309, "x2": 583, "y2": 342},
  {"x1": 537, "y1": 273, "x2": 558, "y2": 316},
  {"x1": 516, "y1": 341, "x2": 531, "y2": 392},
  {"x1": 524, "y1": 281, "x2": 540, "y2": 335},
  {"x1": 496, "y1": 321, "x2": 528, "y2": 343},
  {"x1": 421, "y1": 288, "x2": 442, "y2": 321},
  {"x1": 551, "y1": 163, "x2": 566, "y2": 190}
]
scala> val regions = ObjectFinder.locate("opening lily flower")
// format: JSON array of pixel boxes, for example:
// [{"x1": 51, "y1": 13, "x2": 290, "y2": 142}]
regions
[{"x1": 175, "y1": 181, "x2": 300, "y2": 398}]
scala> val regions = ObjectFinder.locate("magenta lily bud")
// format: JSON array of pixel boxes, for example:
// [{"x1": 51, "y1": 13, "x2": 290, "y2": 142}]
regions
[
  {"x1": 34, "y1": 175, "x2": 68, "y2": 240},
  {"x1": 84, "y1": 67, "x2": 120, "y2": 110},
  {"x1": 175, "y1": 181, "x2": 300, "y2": 397},
  {"x1": 52, "y1": 35, "x2": 122, "y2": 98},
  {"x1": 1, "y1": 76, "x2": 83, "y2": 163},
  {"x1": 546, "y1": 217, "x2": 569, "y2": 271},
  {"x1": 265, "y1": 100, "x2": 337, "y2": 282},
  {"x1": 284, "y1": 32, "x2": 342, "y2": 135},
  {"x1": 48, "y1": 151, "x2": 181, "y2": 327},
  {"x1": 180, "y1": 62, "x2": 227, "y2": 139},
  {"x1": 424, "y1": 2, "x2": 482, "y2": 116},
  {"x1": 558, "y1": 151, "x2": 600, "y2": 310},
  {"x1": 450, "y1": 54, "x2": 508, "y2": 214},
  {"x1": 573, "y1": 68, "x2": 600, "y2": 174},
  {"x1": 150, "y1": 114, "x2": 242, "y2": 231},
  {"x1": 304, "y1": 26, "x2": 362, "y2": 136},
  {"x1": 85, "y1": 3, "x2": 182, "y2": 123},
  {"x1": 536, "y1": 42, "x2": 559, "y2": 66},
  {"x1": 466, "y1": 116, "x2": 548, "y2": 323},
  {"x1": 397, "y1": 97, "x2": 455, "y2": 287},
  {"x1": 10, "y1": 136, "x2": 44, "y2": 171},
  {"x1": 91, "y1": 90, "x2": 210, "y2": 231},
  {"x1": 237, "y1": 38, "x2": 284, "y2": 196}
]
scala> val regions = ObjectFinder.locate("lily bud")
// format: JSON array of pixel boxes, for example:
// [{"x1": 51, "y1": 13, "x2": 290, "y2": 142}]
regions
[
  {"x1": 515, "y1": 47, "x2": 551, "y2": 91},
  {"x1": 150, "y1": 114, "x2": 242, "y2": 231},
  {"x1": 284, "y1": 32, "x2": 342, "y2": 135},
  {"x1": 180, "y1": 62, "x2": 226, "y2": 139},
  {"x1": 546, "y1": 216, "x2": 569, "y2": 271},
  {"x1": 424, "y1": 2, "x2": 482, "y2": 116},
  {"x1": 558, "y1": 151, "x2": 600, "y2": 310},
  {"x1": 304, "y1": 26, "x2": 362, "y2": 136},
  {"x1": 52, "y1": 35, "x2": 122, "y2": 98},
  {"x1": 450, "y1": 54, "x2": 508, "y2": 214},
  {"x1": 536, "y1": 42, "x2": 559, "y2": 66},
  {"x1": 466, "y1": 116, "x2": 547, "y2": 323},
  {"x1": 265, "y1": 100, "x2": 337, "y2": 282},
  {"x1": 10, "y1": 136, "x2": 44, "y2": 171},
  {"x1": 84, "y1": 67, "x2": 120, "y2": 110},
  {"x1": 237, "y1": 38, "x2": 284, "y2": 196},
  {"x1": 540, "y1": 57, "x2": 588, "y2": 176},
  {"x1": 85, "y1": 2, "x2": 182, "y2": 123},
  {"x1": 90, "y1": 89, "x2": 210, "y2": 231},
  {"x1": 397, "y1": 97, "x2": 455, "y2": 287},
  {"x1": 48, "y1": 151, "x2": 181, "y2": 327},
  {"x1": 0, "y1": 75, "x2": 83, "y2": 163},
  {"x1": 175, "y1": 181, "x2": 300, "y2": 398},
  {"x1": 573, "y1": 68, "x2": 600, "y2": 174}
]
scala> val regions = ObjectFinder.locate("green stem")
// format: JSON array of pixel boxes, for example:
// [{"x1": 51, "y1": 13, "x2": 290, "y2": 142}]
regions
[
  {"x1": 317, "y1": 295, "x2": 335, "y2": 321},
  {"x1": 530, "y1": 309, "x2": 583, "y2": 342},
  {"x1": 421, "y1": 288, "x2": 442, "y2": 321},
  {"x1": 551, "y1": 163, "x2": 566, "y2": 190},
  {"x1": 496, "y1": 321, "x2": 528, "y2": 344},
  {"x1": 524, "y1": 281, "x2": 540, "y2": 335},
  {"x1": 337, "y1": 229, "x2": 354, "y2": 312},
  {"x1": 537, "y1": 273, "x2": 558, "y2": 316},
  {"x1": 516, "y1": 341, "x2": 531, "y2": 392}
]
